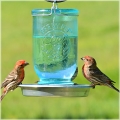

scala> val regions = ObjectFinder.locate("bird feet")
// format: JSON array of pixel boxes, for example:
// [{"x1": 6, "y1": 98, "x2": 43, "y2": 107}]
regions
[
  {"x1": 74, "y1": 83, "x2": 78, "y2": 85},
  {"x1": 91, "y1": 84, "x2": 95, "y2": 89}
]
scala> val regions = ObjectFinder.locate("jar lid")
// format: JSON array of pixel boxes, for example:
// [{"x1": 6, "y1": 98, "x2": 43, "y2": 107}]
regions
[{"x1": 32, "y1": 9, "x2": 79, "y2": 16}]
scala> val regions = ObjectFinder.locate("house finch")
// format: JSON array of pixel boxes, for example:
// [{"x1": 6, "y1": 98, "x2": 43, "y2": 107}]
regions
[
  {"x1": 81, "y1": 56, "x2": 119, "y2": 92},
  {"x1": 1, "y1": 60, "x2": 29, "y2": 101}
]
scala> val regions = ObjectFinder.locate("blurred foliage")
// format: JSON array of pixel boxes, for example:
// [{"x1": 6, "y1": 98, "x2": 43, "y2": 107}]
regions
[{"x1": 1, "y1": 1, "x2": 119, "y2": 119}]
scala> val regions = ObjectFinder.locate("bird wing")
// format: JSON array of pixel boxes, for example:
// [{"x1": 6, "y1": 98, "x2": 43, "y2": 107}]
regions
[
  {"x1": 5, "y1": 80, "x2": 19, "y2": 91},
  {"x1": 1, "y1": 70, "x2": 18, "y2": 88},
  {"x1": 89, "y1": 67, "x2": 115, "y2": 84}
]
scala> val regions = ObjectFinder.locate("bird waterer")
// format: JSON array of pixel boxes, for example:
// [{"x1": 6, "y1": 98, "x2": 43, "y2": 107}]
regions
[{"x1": 19, "y1": 0, "x2": 91, "y2": 97}]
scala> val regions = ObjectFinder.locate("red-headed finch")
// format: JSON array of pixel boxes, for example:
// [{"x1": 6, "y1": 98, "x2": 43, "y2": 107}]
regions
[
  {"x1": 81, "y1": 56, "x2": 119, "y2": 92},
  {"x1": 1, "y1": 60, "x2": 29, "y2": 101}
]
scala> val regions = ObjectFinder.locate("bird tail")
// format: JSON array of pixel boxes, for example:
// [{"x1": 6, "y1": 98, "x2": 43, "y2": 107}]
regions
[
  {"x1": 106, "y1": 83, "x2": 120, "y2": 93},
  {"x1": 0, "y1": 90, "x2": 8, "y2": 102},
  {"x1": 0, "y1": 93, "x2": 6, "y2": 102}
]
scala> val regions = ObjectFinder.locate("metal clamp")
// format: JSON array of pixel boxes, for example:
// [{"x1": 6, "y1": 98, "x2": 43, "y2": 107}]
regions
[{"x1": 46, "y1": 0, "x2": 66, "y2": 3}]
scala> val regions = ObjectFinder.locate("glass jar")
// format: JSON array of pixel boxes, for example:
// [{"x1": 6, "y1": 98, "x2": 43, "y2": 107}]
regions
[{"x1": 32, "y1": 8, "x2": 79, "y2": 84}]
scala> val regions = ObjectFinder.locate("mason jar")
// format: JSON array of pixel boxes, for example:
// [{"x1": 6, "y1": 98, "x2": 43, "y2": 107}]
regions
[{"x1": 32, "y1": 8, "x2": 79, "y2": 84}]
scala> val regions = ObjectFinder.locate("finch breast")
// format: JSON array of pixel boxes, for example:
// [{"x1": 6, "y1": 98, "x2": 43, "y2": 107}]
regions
[{"x1": 82, "y1": 65, "x2": 91, "y2": 79}]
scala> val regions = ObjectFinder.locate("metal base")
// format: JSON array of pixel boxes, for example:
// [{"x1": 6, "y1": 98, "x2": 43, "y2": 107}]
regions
[{"x1": 19, "y1": 84, "x2": 92, "y2": 97}]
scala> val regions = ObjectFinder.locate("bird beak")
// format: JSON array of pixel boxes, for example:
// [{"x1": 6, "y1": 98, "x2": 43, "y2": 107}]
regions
[
  {"x1": 81, "y1": 57, "x2": 83, "y2": 60},
  {"x1": 24, "y1": 62, "x2": 29, "y2": 66}
]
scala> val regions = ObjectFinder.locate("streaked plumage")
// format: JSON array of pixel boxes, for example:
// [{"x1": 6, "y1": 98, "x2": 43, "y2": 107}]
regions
[
  {"x1": 81, "y1": 56, "x2": 119, "y2": 92},
  {"x1": 1, "y1": 60, "x2": 29, "y2": 101}
]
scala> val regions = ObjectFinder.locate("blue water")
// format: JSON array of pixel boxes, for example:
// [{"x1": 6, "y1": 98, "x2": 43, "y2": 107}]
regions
[{"x1": 33, "y1": 36, "x2": 77, "y2": 84}]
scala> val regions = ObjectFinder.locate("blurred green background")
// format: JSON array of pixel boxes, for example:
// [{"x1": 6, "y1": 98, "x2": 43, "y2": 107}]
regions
[{"x1": 1, "y1": 1, "x2": 119, "y2": 119}]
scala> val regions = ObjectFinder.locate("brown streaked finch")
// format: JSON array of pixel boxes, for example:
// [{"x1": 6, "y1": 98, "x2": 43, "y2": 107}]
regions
[
  {"x1": 81, "y1": 56, "x2": 119, "y2": 92},
  {"x1": 1, "y1": 60, "x2": 29, "y2": 101}
]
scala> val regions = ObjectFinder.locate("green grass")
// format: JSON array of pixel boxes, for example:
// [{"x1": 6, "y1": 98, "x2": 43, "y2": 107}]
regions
[{"x1": 1, "y1": 1, "x2": 119, "y2": 119}]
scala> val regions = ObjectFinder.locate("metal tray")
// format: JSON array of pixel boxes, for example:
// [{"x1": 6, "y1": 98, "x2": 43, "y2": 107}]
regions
[{"x1": 19, "y1": 84, "x2": 92, "y2": 97}]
